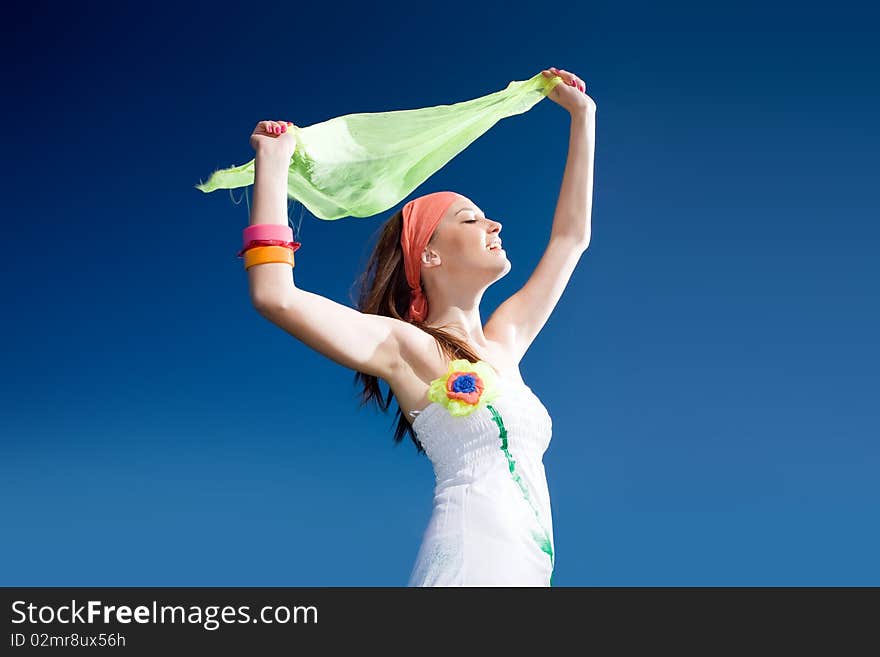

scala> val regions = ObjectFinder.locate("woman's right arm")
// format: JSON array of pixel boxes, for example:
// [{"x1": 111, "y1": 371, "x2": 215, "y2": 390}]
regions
[{"x1": 247, "y1": 121, "x2": 406, "y2": 382}]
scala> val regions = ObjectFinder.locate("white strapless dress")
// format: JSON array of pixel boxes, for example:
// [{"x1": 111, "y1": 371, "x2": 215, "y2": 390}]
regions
[{"x1": 407, "y1": 375, "x2": 555, "y2": 587}]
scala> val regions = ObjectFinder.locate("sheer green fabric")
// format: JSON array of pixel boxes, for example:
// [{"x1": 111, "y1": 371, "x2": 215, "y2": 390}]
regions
[{"x1": 195, "y1": 72, "x2": 563, "y2": 220}]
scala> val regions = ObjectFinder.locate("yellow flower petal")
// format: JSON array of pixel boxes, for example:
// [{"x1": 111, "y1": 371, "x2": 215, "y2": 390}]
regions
[
  {"x1": 423, "y1": 358, "x2": 504, "y2": 418},
  {"x1": 449, "y1": 399, "x2": 477, "y2": 417},
  {"x1": 427, "y1": 378, "x2": 448, "y2": 405},
  {"x1": 448, "y1": 358, "x2": 473, "y2": 373}
]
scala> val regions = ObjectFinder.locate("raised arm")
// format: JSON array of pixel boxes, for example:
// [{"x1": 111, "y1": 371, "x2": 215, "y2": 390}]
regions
[
  {"x1": 485, "y1": 71, "x2": 596, "y2": 362},
  {"x1": 246, "y1": 121, "x2": 402, "y2": 381}
]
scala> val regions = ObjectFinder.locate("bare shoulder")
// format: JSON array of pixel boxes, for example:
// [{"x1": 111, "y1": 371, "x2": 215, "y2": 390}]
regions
[
  {"x1": 389, "y1": 320, "x2": 442, "y2": 386},
  {"x1": 385, "y1": 321, "x2": 444, "y2": 425},
  {"x1": 386, "y1": 320, "x2": 524, "y2": 426},
  {"x1": 394, "y1": 320, "x2": 437, "y2": 359}
]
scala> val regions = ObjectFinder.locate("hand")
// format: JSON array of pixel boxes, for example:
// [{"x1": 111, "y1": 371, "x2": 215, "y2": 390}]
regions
[
  {"x1": 541, "y1": 67, "x2": 596, "y2": 117},
  {"x1": 249, "y1": 119, "x2": 298, "y2": 159}
]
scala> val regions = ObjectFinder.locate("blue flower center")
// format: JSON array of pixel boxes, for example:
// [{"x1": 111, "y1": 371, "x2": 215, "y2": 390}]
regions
[{"x1": 451, "y1": 373, "x2": 477, "y2": 393}]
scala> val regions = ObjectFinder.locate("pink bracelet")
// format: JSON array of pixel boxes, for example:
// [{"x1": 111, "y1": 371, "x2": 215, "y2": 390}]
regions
[
  {"x1": 238, "y1": 224, "x2": 301, "y2": 258},
  {"x1": 243, "y1": 224, "x2": 292, "y2": 243}
]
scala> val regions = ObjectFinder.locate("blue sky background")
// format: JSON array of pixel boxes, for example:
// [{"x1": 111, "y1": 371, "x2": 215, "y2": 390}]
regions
[{"x1": 2, "y1": 1, "x2": 877, "y2": 586}]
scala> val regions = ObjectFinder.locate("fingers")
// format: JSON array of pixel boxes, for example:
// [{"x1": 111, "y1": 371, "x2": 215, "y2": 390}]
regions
[
  {"x1": 259, "y1": 120, "x2": 295, "y2": 135},
  {"x1": 546, "y1": 67, "x2": 586, "y2": 93}
]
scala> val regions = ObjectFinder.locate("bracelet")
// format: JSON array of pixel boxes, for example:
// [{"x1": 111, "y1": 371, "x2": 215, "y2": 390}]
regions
[
  {"x1": 243, "y1": 245, "x2": 296, "y2": 271},
  {"x1": 239, "y1": 223, "x2": 300, "y2": 269},
  {"x1": 236, "y1": 239, "x2": 301, "y2": 258},
  {"x1": 242, "y1": 224, "x2": 293, "y2": 244}
]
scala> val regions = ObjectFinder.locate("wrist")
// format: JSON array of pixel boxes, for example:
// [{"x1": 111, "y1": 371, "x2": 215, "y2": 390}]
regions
[
  {"x1": 255, "y1": 147, "x2": 294, "y2": 167},
  {"x1": 569, "y1": 107, "x2": 596, "y2": 122}
]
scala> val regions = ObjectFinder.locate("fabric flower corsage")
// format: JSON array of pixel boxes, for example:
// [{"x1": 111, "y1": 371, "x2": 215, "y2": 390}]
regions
[{"x1": 427, "y1": 359, "x2": 501, "y2": 417}]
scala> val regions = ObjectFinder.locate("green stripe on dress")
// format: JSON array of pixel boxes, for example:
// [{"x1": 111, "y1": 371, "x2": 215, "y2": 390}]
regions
[{"x1": 487, "y1": 404, "x2": 555, "y2": 583}]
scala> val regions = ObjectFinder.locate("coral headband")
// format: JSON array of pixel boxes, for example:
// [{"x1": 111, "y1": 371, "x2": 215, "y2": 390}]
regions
[{"x1": 400, "y1": 191, "x2": 462, "y2": 322}]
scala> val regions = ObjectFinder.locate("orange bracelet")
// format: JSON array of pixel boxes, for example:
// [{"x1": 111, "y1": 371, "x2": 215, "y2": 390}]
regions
[{"x1": 243, "y1": 245, "x2": 296, "y2": 271}]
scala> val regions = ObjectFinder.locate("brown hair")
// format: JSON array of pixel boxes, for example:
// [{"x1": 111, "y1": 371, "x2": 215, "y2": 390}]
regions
[{"x1": 349, "y1": 208, "x2": 481, "y2": 454}]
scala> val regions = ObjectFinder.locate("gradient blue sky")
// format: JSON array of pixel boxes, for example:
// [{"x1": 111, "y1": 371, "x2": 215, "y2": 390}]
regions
[{"x1": 2, "y1": 1, "x2": 877, "y2": 586}]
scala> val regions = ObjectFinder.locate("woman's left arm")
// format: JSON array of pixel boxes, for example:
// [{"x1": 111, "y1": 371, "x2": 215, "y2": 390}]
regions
[
  {"x1": 485, "y1": 69, "x2": 596, "y2": 362},
  {"x1": 551, "y1": 109, "x2": 595, "y2": 246}
]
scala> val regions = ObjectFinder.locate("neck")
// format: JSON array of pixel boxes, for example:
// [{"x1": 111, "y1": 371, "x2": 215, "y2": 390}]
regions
[{"x1": 423, "y1": 295, "x2": 488, "y2": 346}]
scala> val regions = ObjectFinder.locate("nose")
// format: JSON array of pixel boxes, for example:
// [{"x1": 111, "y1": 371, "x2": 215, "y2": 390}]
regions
[{"x1": 488, "y1": 218, "x2": 502, "y2": 234}]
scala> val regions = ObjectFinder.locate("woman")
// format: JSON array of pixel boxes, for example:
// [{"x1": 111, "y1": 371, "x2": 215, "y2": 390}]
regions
[{"x1": 246, "y1": 67, "x2": 596, "y2": 586}]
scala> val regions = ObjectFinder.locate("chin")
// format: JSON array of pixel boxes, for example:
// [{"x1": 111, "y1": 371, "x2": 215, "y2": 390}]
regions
[{"x1": 494, "y1": 259, "x2": 512, "y2": 279}]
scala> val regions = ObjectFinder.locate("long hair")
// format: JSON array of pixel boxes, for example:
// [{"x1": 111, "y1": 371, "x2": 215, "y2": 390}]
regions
[{"x1": 350, "y1": 208, "x2": 482, "y2": 453}]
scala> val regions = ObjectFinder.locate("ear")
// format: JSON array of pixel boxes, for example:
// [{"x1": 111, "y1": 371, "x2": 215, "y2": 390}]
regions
[{"x1": 421, "y1": 248, "x2": 441, "y2": 267}]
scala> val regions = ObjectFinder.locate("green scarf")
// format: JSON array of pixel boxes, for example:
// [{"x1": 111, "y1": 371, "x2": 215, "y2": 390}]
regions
[{"x1": 195, "y1": 71, "x2": 562, "y2": 220}]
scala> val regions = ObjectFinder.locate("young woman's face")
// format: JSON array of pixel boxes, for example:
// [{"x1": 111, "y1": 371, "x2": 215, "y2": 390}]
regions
[{"x1": 427, "y1": 197, "x2": 510, "y2": 278}]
